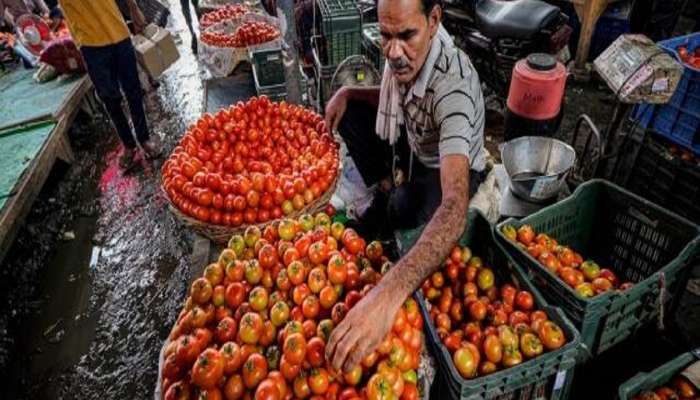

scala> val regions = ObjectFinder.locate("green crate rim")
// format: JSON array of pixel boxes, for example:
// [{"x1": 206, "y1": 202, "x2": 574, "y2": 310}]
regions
[
  {"x1": 399, "y1": 210, "x2": 583, "y2": 398},
  {"x1": 494, "y1": 179, "x2": 700, "y2": 355},
  {"x1": 494, "y1": 179, "x2": 700, "y2": 306},
  {"x1": 617, "y1": 351, "x2": 700, "y2": 399}
]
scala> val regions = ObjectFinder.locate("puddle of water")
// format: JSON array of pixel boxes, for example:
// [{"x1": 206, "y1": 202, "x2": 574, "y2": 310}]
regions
[{"x1": 6, "y1": 215, "x2": 100, "y2": 398}]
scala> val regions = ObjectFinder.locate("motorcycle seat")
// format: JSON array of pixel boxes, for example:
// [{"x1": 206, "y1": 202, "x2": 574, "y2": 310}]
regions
[{"x1": 475, "y1": 0, "x2": 560, "y2": 40}]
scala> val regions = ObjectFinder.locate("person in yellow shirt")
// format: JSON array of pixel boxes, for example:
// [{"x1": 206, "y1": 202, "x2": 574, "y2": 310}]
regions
[{"x1": 59, "y1": 0, "x2": 160, "y2": 169}]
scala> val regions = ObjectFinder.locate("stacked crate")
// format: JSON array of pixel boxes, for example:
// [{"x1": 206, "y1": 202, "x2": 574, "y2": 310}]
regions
[{"x1": 361, "y1": 22, "x2": 384, "y2": 73}]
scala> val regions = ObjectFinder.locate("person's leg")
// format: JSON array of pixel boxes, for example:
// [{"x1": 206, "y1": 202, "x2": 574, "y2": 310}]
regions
[
  {"x1": 114, "y1": 39, "x2": 151, "y2": 147},
  {"x1": 80, "y1": 44, "x2": 136, "y2": 149},
  {"x1": 180, "y1": 0, "x2": 198, "y2": 53},
  {"x1": 191, "y1": 0, "x2": 201, "y2": 19},
  {"x1": 337, "y1": 99, "x2": 393, "y2": 188},
  {"x1": 387, "y1": 163, "x2": 485, "y2": 231}
]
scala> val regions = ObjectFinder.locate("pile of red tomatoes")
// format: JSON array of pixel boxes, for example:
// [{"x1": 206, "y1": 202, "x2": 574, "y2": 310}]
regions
[
  {"x1": 161, "y1": 96, "x2": 339, "y2": 227},
  {"x1": 421, "y1": 245, "x2": 567, "y2": 379},
  {"x1": 201, "y1": 21, "x2": 279, "y2": 48},
  {"x1": 200, "y1": 5, "x2": 250, "y2": 29},
  {"x1": 500, "y1": 225, "x2": 633, "y2": 298},
  {"x1": 678, "y1": 45, "x2": 700, "y2": 69},
  {"x1": 161, "y1": 213, "x2": 424, "y2": 400},
  {"x1": 633, "y1": 373, "x2": 697, "y2": 400}
]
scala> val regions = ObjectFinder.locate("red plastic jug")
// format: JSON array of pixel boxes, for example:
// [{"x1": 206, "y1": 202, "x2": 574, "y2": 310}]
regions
[{"x1": 507, "y1": 53, "x2": 566, "y2": 120}]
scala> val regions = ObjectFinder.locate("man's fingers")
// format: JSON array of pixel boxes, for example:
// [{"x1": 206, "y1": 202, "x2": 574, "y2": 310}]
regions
[
  {"x1": 326, "y1": 319, "x2": 350, "y2": 362},
  {"x1": 331, "y1": 327, "x2": 360, "y2": 372},
  {"x1": 331, "y1": 112, "x2": 341, "y2": 133},
  {"x1": 343, "y1": 337, "x2": 373, "y2": 373},
  {"x1": 324, "y1": 112, "x2": 336, "y2": 135}
]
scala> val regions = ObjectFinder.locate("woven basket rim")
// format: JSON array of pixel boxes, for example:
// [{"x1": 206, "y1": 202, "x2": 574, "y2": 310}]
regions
[{"x1": 164, "y1": 161, "x2": 343, "y2": 244}]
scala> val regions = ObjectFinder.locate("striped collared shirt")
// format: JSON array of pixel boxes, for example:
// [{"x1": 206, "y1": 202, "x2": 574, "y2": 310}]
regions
[{"x1": 398, "y1": 25, "x2": 485, "y2": 172}]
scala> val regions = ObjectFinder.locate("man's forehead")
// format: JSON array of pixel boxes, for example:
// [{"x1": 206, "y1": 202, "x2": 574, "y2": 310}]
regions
[
  {"x1": 377, "y1": 0, "x2": 425, "y2": 33},
  {"x1": 377, "y1": 0, "x2": 423, "y2": 21}
]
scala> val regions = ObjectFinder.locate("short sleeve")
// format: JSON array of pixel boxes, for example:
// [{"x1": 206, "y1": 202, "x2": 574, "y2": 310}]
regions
[{"x1": 432, "y1": 53, "x2": 484, "y2": 161}]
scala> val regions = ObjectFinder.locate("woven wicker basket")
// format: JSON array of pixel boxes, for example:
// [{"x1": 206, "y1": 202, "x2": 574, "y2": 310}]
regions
[{"x1": 165, "y1": 162, "x2": 342, "y2": 244}]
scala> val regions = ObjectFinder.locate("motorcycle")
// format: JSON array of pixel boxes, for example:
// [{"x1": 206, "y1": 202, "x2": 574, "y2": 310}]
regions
[{"x1": 442, "y1": 0, "x2": 572, "y2": 101}]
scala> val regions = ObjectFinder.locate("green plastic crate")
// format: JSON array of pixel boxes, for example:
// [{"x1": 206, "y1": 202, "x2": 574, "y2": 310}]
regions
[
  {"x1": 361, "y1": 22, "x2": 384, "y2": 72},
  {"x1": 250, "y1": 46, "x2": 285, "y2": 87},
  {"x1": 397, "y1": 210, "x2": 583, "y2": 400},
  {"x1": 618, "y1": 350, "x2": 700, "y2": 399},
  {"x1": 317, "y1": 0, "x2": 361, "y2": 65},
  {"x1": 495, "y1": 179, "x2": 700, "y2": 356},
  {"x1": 253, "y1": 60, "x2": 286, "y2": 101},
  {"x1": 310, "y1": 46, "x2": 338, "y2": 110}
]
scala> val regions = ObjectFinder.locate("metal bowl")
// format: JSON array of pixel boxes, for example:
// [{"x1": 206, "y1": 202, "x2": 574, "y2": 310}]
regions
[{"x1": 500, "y1": 136, "x2": 576, "y2": 203}]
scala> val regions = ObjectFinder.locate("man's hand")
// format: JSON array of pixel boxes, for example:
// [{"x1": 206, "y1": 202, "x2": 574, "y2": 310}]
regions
[
  {"x1": 324, "y1": 87, "x2": 348, "y2": 133},
  {"x1": 127, "y1": 0, "x2": 147, "y2": 35},
  {"x1": 325, "y1": 155, "x2": 470, "y2": 372},
  {"x1": 326, "y1": 282, "x2": 402, "y2": 372}
]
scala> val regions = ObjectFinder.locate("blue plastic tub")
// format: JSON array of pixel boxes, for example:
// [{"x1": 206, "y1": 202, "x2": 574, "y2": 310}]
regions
[{"x1": 633, "y1": 32, "x2": 700, "y2": 154}]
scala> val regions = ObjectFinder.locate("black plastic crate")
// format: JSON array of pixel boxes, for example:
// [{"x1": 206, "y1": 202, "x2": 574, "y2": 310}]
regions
[
  {"x1": 624, "y1": 135, "x2": 700, "y2": 224},
  {"x1": 361, "y1": 22, "x2": 384, "y2": 72},
  {"x1": 252, "y1": 59, "x2": 286, "y2": 102},
  {"x1": 250, "y1": 46, "x2": 285, "y2": 87},
  {"x1": 139, "y1": 0, "x2": 169, "y2": 27}
]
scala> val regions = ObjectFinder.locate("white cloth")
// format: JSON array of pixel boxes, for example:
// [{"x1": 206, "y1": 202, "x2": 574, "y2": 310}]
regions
[{"x1": 375, "y1": 24, "x2": 454, "y2": 145}]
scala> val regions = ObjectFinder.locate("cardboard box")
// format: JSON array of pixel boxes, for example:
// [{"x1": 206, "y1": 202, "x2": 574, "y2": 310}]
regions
[
  {"x1": 594, "y1": 34, "x2": 683, "y2": 104},
  {"x1": 133, "y1": 24, "x2": 180, "y2": 79}
]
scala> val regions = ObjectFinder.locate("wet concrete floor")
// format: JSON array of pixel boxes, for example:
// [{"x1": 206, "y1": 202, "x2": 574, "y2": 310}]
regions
[{"x1": 1, "y1": 1, "x2": 205, "y2": 397}]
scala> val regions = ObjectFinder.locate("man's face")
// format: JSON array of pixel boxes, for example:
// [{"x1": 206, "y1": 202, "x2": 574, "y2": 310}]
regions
[{"x1": 378, "y1": 0, "x2": 440, "y2": 84}]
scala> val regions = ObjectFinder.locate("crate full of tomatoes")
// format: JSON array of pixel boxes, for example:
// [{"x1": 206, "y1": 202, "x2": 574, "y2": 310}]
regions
[
  {"x1": 496, "y1": 179, "x2": 700, "y2": 356},
  {"x1": 632, "y1": 32, "x2": 700, "y2": 154},
  {"x1": 161, "y1": 96, "x2": 340, "y2": 243},
  {"x1": 157, "y1": 212, "x2": 426, "y2": 400},
  {"x1": 618, "y1": 350, "x2": 699, "y2": 400},
  {"x1": 397, "y1": 210, "x2": 581, "y2": 400}
]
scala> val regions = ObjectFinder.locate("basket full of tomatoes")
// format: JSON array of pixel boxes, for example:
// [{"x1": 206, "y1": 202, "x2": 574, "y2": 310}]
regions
[
  {"x1": 397, "y1": 210, "x2": 582, "y2": 400},
  {"x1": 161, "y1": 96, "x2": 341, "y2": 244},
  {"x1": 495, "y1": 179, "x2": 700, "y2": 356},
  {"x1": 157, "y1": 212, "x2": 427, "y2": 400},
  {"x1": 198, "y1": 13, "x2": 281, "y2": 77},
  {"x1": 618, "y1": 350, "x2": 699, "y2": 400},
  {"x1": 199, "y1": 4, "x2": 251, "y2": 30}
]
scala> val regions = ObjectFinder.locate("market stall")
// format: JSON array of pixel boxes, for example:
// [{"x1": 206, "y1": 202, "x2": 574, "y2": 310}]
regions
[
  {"x1": 0, "y1": 67, "x2": 93, "y2": 265},
  {"x1": 144, "y1": 0, "x2": 700, "y2": 391}
]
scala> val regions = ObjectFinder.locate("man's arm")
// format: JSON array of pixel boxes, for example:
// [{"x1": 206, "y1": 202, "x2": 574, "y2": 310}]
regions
[
  {"x1": 326, "y1": 155, "x2": 470, "y2": 372},
  {"x1": 382, "y1": 154, "x2": 469, "y2": 299},
  {"x1": 125, "y1": 0, "x2": 146, "y2": 33}
]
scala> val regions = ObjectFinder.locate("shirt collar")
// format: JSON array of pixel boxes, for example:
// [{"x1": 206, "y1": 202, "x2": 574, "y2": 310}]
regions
[{"x1": 402, "y1": 27, "x2": 444, "y2": 103}]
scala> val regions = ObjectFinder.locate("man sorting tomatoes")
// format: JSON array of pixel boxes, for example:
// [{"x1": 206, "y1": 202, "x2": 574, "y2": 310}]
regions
[{"x1": 323, "y1": 0, "x2": 486, "y2": 373}]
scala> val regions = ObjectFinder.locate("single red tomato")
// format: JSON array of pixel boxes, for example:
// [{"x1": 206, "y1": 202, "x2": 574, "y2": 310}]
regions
[{"x1": 191, "y1": 348, "x2": 225, "y2": 389}]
